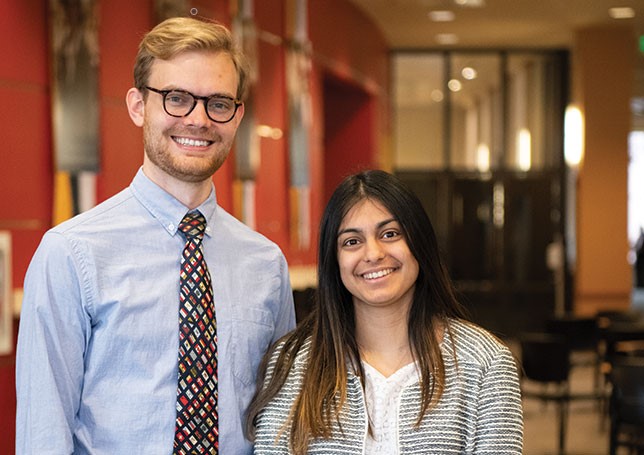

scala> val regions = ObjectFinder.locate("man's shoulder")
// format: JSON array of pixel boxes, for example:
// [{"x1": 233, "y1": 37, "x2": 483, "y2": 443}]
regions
[
  {"x1": 214, "y1": 205, "x2": 281, "y2": 251},
  {"x1": 50, "y1": 187, "x2": 135, "y2": 235}
]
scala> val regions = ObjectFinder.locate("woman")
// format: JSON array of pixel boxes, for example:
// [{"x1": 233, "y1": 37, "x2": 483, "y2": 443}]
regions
[{"x1": 248, "y1": 170, "x2": 523, "y2": 454}]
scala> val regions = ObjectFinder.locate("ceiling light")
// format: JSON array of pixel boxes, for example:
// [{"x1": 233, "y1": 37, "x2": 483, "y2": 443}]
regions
[
  {"x1": 448, "y1": 79, "x2": 462, "y2": 92},
  {"x1": 632, "y1": 97, "x2": 644, "y2": 116},
  {"x1": 429, "y1": 10, "x2": 455, "y2": 22},
  {"x1": 477, "y1": 144, "x2": 490, "y2": 172},
  {"x1": 454, "y1": 0, "x2": 485, "y2": 7},
  {"x1": 609, "y1": 7, "x2": 635, "y2": 19},
  {"x1": 517, "y1": 128, "x2": 532, "y2": 171},
  {"x1": 564, "y1": 105, "x2": 584, "y2": 168},
  {"x1": 431, "y1": 89, "x2": 444, "y2": 102},
  {"x1": 435, "y1": 33, "x2": 459, "y2": 45},
  {"x1": 461, "y1": 66, "x2": 477, "y2": 80}
]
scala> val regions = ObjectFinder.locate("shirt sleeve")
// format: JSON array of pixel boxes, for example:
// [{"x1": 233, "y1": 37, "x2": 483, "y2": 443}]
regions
[
  {"x1": 473, "y1": 348, "x2": 524, "y2": 454},
  {"x1": 270, "y1": 252, "x2": 296, "y2": 343},
  {"x1": 16, "y1": 231, "x2": 92, "y2": 454}
]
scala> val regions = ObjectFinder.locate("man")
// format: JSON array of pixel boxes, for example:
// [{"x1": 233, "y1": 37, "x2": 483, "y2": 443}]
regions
[{"x1": 16, "y1": 17, "x2": 295, "y2": 454}]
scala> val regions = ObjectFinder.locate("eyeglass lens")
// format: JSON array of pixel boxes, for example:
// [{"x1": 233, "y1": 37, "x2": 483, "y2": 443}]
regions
[{"x1": 164, "y1": 90, "x2": 237, "y2": 123}]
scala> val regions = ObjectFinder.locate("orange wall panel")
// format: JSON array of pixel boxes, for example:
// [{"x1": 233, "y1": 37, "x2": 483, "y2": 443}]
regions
[{"x1": 574, "y1": 26, "x2": 633, "y2": 313}]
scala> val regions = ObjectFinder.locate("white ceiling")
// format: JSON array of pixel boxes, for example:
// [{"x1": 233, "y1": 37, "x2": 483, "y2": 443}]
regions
[{"x1": 346, "y1": 0, "x2": 644, "y2": 101}]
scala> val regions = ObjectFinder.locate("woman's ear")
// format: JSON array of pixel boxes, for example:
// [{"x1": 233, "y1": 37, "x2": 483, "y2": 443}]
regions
[{"x1": 126, "y1": 87, "x2": 145, "y2": 127}]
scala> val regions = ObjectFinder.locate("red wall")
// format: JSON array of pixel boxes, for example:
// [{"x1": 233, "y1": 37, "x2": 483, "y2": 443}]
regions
[
  {"x1": 0, "y1": 0, "x2": 52, "y2": 290},
  {"x1": 97, "y1": 1, "x2": 153, "y2": 201},
  {"x1": 323, "y1": 76, "x2": 377, "y2": 203},
  {"x1": 0, "y1": 2, "x2": 50, "y2": 451},
  {"x1": 304, "y1": 0, "x2": 389, "y2": 264},
  {"x1": 309, "y1": 0, "x2": 389, "y2": 87},
  {"x1": 253, "y1": 0, "x2": 291, "y2": 255},
  {"x1": 1, "y1": 1, "x2": 389, "y2": 452}
]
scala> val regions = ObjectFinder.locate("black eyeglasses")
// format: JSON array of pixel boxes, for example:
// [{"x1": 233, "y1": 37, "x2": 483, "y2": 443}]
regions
[{"x1": 145, "y1": 86, "x2": 242, "y2": 124}]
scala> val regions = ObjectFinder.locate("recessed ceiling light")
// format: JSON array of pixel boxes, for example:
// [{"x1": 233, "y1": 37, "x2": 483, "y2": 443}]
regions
[
  {"x1": 462, "y1": 66, "x2": 477, "y2": 80},
  {"x1": 609, "y1": 7, "x2": 635, "y2": 19},
  {"x1": 448, "y1": 79, "x2": 462, "y2": 92},
  {"x1": 431, "y1": 89, "x2": 444, "y2": 102},
  {"x1": 454, "y1": 0, "x2": 485, "y2": 7},
  {"x1": 435, "y1": 33, "x2": 459, "y2": 45},
  {"x1": 429, "y1": 10, "x2": 455, "y2": 22}
]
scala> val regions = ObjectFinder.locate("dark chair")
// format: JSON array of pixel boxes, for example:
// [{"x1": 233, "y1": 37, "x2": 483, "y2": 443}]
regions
[
  {"x1": 601, "y1": 320, "x2": 644, "y2": 364},
  {"x1": 608, "y1": 355, "x2": 644, "y2": 455},
  {"x1": 520, "y1": 332, "x2": 572, "y2": 455},
  {"x1": 546, "y1": 315, "x2": 600, "y2": 355},
  {"x1": 597, "y1": 309, "x2": 643, "y2": 327},
  {"x1": 546, "y1": 315, "x2": 602, "y2": 396},
  {"x1": 292, "y1": 287, "x2": 315, "y2": 323},
  {"x1": 613, "y1": 340, "x2": 644, "y2": 359},
  {"x1": 597, "y1": 310, "x2": 644, "y2": 361},
  {"x1": 596, "y1": 315, "x2": 644, "y2": 430}
]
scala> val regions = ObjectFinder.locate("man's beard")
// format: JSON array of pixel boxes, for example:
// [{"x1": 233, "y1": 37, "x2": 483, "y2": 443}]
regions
[{"x1": 143, "y1": 124, "x2": 231, "y2": 183}]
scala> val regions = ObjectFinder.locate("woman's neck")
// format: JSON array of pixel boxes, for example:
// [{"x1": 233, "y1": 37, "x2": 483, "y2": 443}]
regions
[{"x1": 355, "y1": 305, "x2": 414, "y2": 377}]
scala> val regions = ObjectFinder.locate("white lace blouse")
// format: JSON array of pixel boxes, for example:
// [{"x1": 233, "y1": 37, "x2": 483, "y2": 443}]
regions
[{"x1": 363, "y1": 361, "x2": 419, "y2": 455}]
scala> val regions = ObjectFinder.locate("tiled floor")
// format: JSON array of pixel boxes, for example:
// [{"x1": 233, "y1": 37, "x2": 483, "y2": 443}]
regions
[
  {"x1": 522, "y1": 360, "x2": 611, "y2": 455},
  {"x1": 518, "y1": 345, "x2": 642, "y2": 455}
]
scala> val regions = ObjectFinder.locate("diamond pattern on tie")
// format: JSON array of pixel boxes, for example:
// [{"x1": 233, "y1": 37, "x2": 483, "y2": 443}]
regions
[{"x1": 174, "y1": 211, "x2": 218, "y2": 455}]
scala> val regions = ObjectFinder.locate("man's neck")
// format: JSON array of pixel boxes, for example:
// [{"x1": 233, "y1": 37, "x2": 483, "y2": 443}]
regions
[{"x1": 141, "y1": 164, "x2": 212, "y2": 209}]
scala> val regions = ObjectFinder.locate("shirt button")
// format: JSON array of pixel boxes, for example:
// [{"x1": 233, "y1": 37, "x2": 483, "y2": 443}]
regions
[{"x1": 168, "y1": 223, "x2": 175, "y2": 231}]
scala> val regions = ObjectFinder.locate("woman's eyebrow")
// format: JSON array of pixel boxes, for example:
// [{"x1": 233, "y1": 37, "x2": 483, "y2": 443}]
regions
[{"x1": 337, "y1": 218, "x2": 397, "y2": 236}]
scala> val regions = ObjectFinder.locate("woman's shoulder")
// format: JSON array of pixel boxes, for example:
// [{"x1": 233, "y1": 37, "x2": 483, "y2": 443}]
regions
[
  {"x1": 264, "y1": 334, "x2": 312, "y2": 379},
  {"x1": 444, "y1": 318, "x2": 515, "y2": 367}
]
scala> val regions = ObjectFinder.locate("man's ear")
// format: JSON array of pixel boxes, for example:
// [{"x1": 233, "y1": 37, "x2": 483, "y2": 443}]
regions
[
  {"x1": 234, "y1": 102, "x2": 245, "y2": 127},
  {"x1": 126, "y1": 88, "x2": 145, "y2": 127}
]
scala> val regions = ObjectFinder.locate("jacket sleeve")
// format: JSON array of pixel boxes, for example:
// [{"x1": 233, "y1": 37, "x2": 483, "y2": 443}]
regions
[{"x1": 473, "y1": 347, "x2": 524, "y2": 454}]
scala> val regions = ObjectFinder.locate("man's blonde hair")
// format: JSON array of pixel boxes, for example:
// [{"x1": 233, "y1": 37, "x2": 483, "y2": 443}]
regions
[{"x1": 133, "y1": 17, "x2": 249, "y2": 100}]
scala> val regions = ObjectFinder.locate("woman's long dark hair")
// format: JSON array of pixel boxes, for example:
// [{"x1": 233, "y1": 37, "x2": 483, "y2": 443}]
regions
[{"x1": 247, "y1": 170, "x2": 468, "y2": 454}]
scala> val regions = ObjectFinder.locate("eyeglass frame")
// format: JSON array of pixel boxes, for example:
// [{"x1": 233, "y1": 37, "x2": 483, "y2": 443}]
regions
[{"x1": 144, "y1": 86, "x2": 242, "y2": 124}]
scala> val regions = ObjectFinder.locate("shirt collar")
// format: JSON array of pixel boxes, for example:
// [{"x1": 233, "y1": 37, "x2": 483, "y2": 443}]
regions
[{"x1": 129, "y1": 167, "x2": 217, "y2": 238}]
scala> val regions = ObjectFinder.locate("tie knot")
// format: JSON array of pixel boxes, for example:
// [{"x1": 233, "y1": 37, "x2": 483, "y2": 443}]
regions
[{"x1": 179, "y1": 211, "x2": 207, "y2": 241}]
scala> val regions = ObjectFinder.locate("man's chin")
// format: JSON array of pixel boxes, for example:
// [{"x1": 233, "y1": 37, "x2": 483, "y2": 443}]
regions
[
  {"x1": 144, "y1": 146, "x2": 229, "y2": 182},
  {"x1": 172, "y1": 167, "x2": 217, "y2": 183}
]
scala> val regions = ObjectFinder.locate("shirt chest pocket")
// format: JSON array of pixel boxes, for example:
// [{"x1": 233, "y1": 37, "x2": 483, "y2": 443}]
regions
[{"x1": 230, "y1": 307, "x2": 274, "y2": 386}]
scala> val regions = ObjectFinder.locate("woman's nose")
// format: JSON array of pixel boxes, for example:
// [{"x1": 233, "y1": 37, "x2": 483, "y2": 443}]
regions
[{"x1": 363, "y1": 238, "x2": 385, "y2": 262}]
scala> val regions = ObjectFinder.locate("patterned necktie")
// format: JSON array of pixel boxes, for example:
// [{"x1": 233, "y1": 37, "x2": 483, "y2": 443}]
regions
[{"x1": 174, "y1": 211, "x2": 218, "y2": 454}]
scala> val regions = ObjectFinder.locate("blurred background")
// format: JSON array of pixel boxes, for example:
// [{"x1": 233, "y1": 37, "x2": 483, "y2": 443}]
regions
[{"x1": 2, "y1": 0, "x2": 644, "y2": 453}]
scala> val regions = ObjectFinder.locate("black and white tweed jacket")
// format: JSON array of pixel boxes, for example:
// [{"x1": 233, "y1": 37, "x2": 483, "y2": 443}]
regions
[{"x1": 254, "y1": 319, "x2": 523, "y2": 455}]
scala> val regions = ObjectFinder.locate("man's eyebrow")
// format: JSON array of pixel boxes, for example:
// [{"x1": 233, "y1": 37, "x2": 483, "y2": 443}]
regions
[{"x1": 161, "y1": 86, "x2": 236, "y2": 99}]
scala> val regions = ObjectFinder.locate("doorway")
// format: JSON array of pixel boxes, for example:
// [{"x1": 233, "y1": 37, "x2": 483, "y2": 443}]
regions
[{"x1": 322, "y1": 74, "x2": 377, "y2": 203}]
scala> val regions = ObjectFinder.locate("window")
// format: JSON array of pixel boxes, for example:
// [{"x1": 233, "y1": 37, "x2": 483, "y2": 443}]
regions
[{"x1": 393, "y1": 50, "x2": 567, "y2": 172}]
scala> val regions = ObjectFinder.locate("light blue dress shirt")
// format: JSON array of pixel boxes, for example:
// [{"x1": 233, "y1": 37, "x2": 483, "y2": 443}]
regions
[{"x1": 16, "y1": 168, "x2": 296, "y2": 454}]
